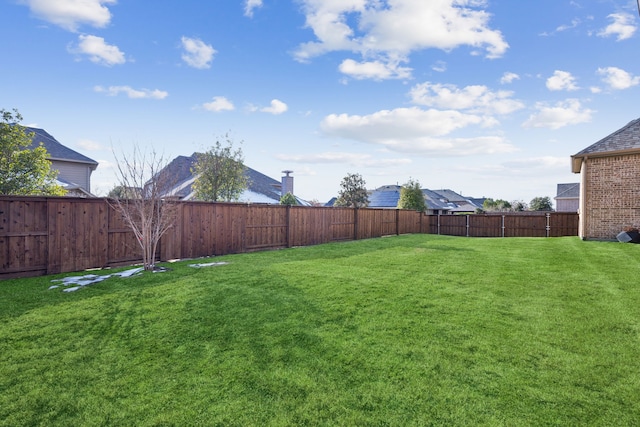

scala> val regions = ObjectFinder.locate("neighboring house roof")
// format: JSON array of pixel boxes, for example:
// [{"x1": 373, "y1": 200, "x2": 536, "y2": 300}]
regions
[
  {"x1": 430, "y1": 189, "x2": 484, "y2": 212},
  {"x1": 157, "y1": 153, "x2": 304, "y2": 204},
  {"x1": 324, "y1": 197, "x2": 337, "y2": 207},
  {"x1": 55, "y1": 177, "x2": 95, "y2": 197},
  {"x1": 555, "y1": 183, "x2": 580, "y2": 199},
  {"x1": 571, "y1": 117, "x2": 640, "y2": 173},
  {"x1": 422, "y1": 189, "x2": 457, "y2": 211},
  {"x1": 26, "y1": 127, "x2": 98, "y2": 168},
  {"x1": 365, "y1": 186, "x2": 482, "y2": 212},
  {"x1": 368, "y1": 185, "x2": 401, "y2": 208}
]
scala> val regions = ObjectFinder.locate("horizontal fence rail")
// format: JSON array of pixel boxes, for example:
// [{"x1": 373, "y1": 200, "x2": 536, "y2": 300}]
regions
[{"x1": 0, "y1": 196, "x2": 578, "y2": 279}]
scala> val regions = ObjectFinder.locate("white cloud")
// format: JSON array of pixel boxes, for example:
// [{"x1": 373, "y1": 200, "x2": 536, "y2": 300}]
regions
[
  {"x1": 597, "y1": 66, "x2": 640, "y2": 90},
  {"x1": 320, "y1": 107, "x2": 515, "y2": 156},
  {"x1": 76, "y1": 139, "x2": 104, "y2": 151},
  {"x1": 546, "y1": 70, "x2": 579, "y2": 91},
  {"x1": 339, "y1": 58, "x2": 412, "y2": 80},
  {"x1": 94, "y1": 85, "x2": 168, "y2": 99},
  {"x1": 294, "y1": 1, "x2": 508, "y2": 80},
  {"x1": 597, "y1": 13, "x2": 637, "y2": 41},
  {"x1": 69, "y1": 34, "x2": 125, "y2": 66},
  {"x1": 244, "y1": 0, "x2": 263, "y2": 17},
  {"x1": 409, "y1": 82, "x2": 525, "y2": 115},
  {"x1": 522, "y1": 99, "x2": 593, "y2": 129},
  {"x1": 500, "y1": 72, "x2": 520, "y2": 84},
  {"x1": 432, "y1": 60, "x2": 447, "y2": 73},
  {"x1": 22, "y1": 0, "x2": 116, "y2": 32},
  {"x1": 181, "y1": 36, "x2": 216, "y2": 69},
  {"x1": 502, "y1": 156, "x2": 569, "y2": 170},
  {"x1": 261, "y1": 99, "x2": 288, "y2": 114},
  {"x1": 276, "y1": 152, "x2": 412, "y2": 167},
  {"x1": 458, "y1": 156, "x2": 568, "y2": 177},
  {"x1": 556, "y1": 18, "x2": 581, "y2": 33},
  {"x1": 202, "y1": 96, "x2": 235, "y2": 112}
]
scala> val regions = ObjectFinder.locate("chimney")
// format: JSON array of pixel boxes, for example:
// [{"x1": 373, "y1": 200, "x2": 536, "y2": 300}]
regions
[{"x1": 281, "y1": 170, "x2": 294, "y2": 196}]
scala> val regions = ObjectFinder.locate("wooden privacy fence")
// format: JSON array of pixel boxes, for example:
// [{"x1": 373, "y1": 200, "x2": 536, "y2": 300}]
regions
[
  {"x1": 0, "y1": 197, "x2": 424, "y2": 278},
  {"x1": 424, "y1": 212, "x2": 579, "y2": 238},
  {"x1": 0, "y1": 196, "x2": 577, "y2": 279}
]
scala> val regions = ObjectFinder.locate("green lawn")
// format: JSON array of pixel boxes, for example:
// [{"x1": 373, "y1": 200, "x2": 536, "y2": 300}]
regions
[{"x1": 1, "y1": 235, "x2": 640, "y2": 426}]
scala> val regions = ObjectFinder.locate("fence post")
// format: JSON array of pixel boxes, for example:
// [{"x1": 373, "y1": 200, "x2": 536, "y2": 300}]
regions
[
  {"x1": 396, "y1": 209, "x2": 400, "y2": 235},
  {"x1": 437, "y1": 214, "x2": 441, "y2": 235},
  {"x1": 546, "y1": 213, "x2": 551, "y2": 238},
  {"x1": 466, "y1": 215, "x2": 470, "y2": 237},
  {"x1": 354, "y1": 207, "x2": 359, "y2": 241},
  {"x1": 286, "y1": 204, "x2": 292, "y2": 248},
  {"x1": 502, "y1": 215, "x2": 505, "y2": 238}
]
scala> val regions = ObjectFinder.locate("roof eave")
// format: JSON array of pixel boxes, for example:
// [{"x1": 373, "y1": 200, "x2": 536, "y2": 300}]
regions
[
  {"x1": 49, "y1": 156, "x2": 99, "y2": 169},
  {"x1": 571, "y1": 147, "x2": 640, "y2": 173}
]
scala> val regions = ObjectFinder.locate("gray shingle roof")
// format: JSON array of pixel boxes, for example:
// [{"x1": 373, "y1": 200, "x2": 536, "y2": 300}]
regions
[
  {"x1": 555, "y1": 183, "x2": 579, "y2": 199},
  {"x1": 26, "y1": 127, "x2": 98, "y2": 166},
  {"x1": 156, "y1": 153, "x2": 282, "y2": 201},
  {"x1": 573, "y1": 117, "x2": 640, "y2": 156},
  {"x1": 422, "y1": 189, "x2": 456, "y2": 211}
]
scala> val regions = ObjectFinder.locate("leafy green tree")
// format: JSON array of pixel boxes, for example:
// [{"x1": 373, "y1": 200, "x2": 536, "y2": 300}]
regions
[
  {"x1": 529, "y1": 196, "x2": 553, "y2": 211},
  {"x1": 0, "y1": 109, "x2": 65, "y2": 196},
  {"x1": 397, "y1": 178, "x2": 426, "y2": 212},
  {"x1": 482, "y1": 198, "x2": 512, "y2": 212},
  {"x1": 192, "y1": 136, "x2": 248, "y2": 202},
  {"x1": 280, "y1": 192, "x2": 298, "y2": 206},
  {"x1": 511, "y1": 200, "x2": 527, "y2": 212},
  {"x1": 335, "y1": 172, "x2": 369, "y2": 208}
]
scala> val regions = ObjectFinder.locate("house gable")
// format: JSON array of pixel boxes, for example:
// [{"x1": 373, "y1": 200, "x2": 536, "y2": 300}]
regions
[
  {"x1": 571, "y1": 118, "x2": 640, "y2": 173},
  {"x1": 26, "y1": 127, "x2": 98, "y2": 195},
  {"x1": 556, "y1": 183, "x2": 580, "y2": 199},
  {"x1": 554, "y1": 183, "x2": 579, "y2": 213},
  {"x1": 158, "y1": 153, "x2": 284, "y2": 203},
  {"x1": 27, "y1": 127, "x2": 98, "y2": 167}
]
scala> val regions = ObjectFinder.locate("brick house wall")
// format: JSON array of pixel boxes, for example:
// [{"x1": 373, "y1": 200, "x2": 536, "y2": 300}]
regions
[{"x1": 580, "y1": 153, "x2": 640, "y2": 239}]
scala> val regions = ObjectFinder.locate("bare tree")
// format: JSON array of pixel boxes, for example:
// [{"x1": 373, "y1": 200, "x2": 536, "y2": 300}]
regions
[{"x1": 108, "y1": 146, "x2": 179, "y2": 271}]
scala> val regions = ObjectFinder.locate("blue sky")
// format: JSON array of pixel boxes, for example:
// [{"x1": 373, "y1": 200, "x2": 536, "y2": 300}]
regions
[{"x1": 3, "y1": 0, "x2": 640, "y2": 204}]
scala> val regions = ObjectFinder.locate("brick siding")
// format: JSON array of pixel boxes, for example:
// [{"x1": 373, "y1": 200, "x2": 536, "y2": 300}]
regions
[{"x1": 583, "y1": 154, "x2": 640, "y2": 239}]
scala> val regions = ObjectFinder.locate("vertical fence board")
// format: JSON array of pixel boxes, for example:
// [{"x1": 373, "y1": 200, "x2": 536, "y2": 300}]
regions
[
  {"x1": 504, "y1": 215, "x2": 547, "y2": 237},
  {"x1": 398, "y1": 210, "x2": 421, "y2": 234},
  {"x1": 160, "y1": 203, "x2": 183, "y2": 261},
  {"x1": 0, "y1": 198, "x2": 48, "y2": 276},
  {"x1": 437, "y1": 215, "x2": 467, "y2": 236},
  {"x1": 381, "y1": 210, "x2": 397, "y2": 236},
  {"x1": 246, "y1": 204, "x2": 287, "y2": 250},
  {"x1": 289, "y1": 206, "x2": 328, "y2": 247},
  {"x1": 329, "y1": 208, "x2": 354, "y2": 241},
  {"x1": 47, "y1": 199, "x2": 109, "y2": 274},
  {"x1": 469, "y1": 215, "x2": 503, "y2": 237},
  {"x1": 549, "y1": 212, "x2": 580, "y2": 237},
  {"x1": 107, "y1": 203, "x2": 140, "y2": 266}
]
